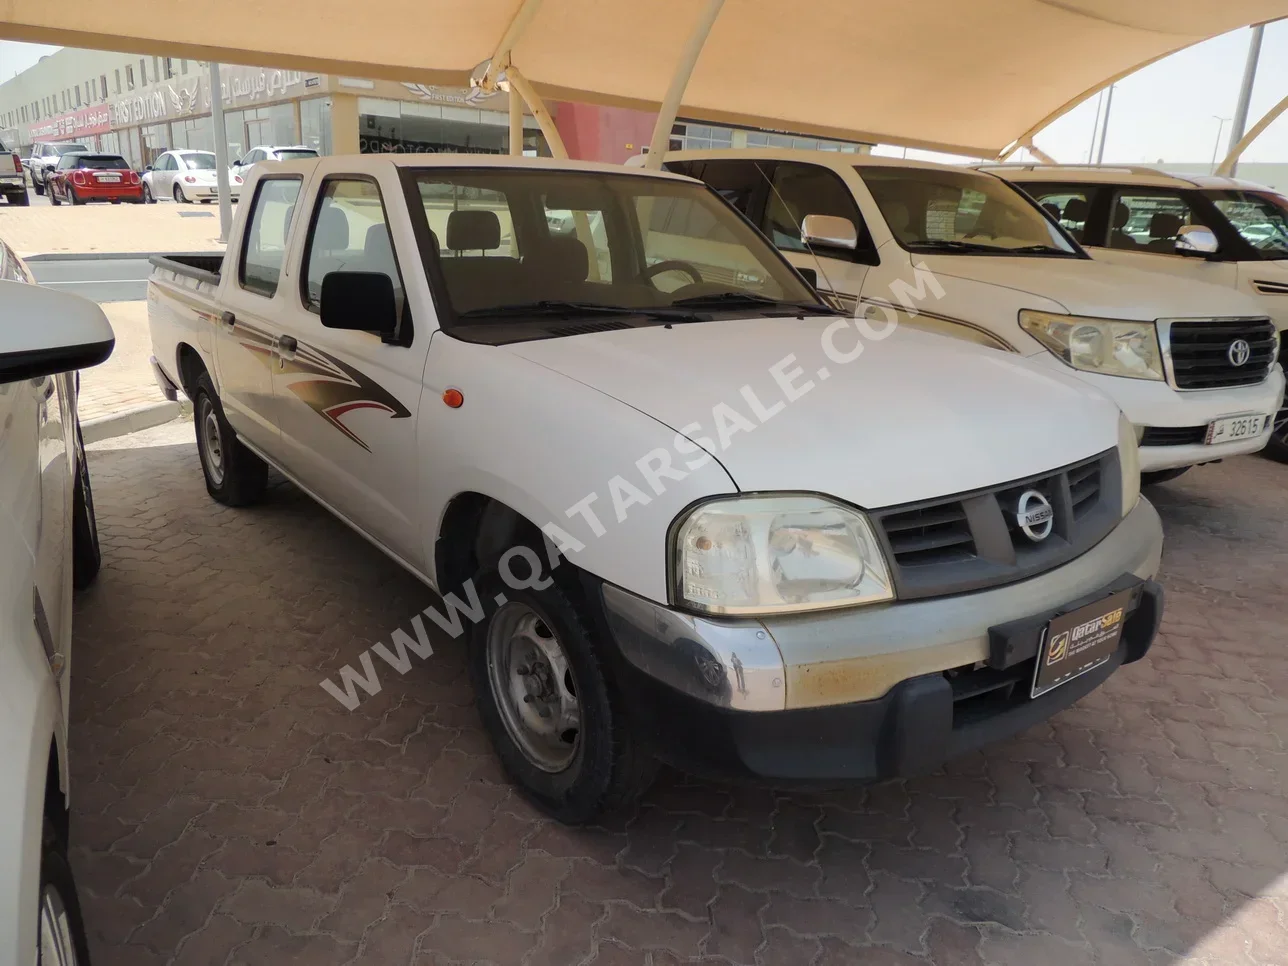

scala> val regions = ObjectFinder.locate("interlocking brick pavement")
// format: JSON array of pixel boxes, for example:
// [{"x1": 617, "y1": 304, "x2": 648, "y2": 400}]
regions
[
  {"x1": 80, "y1": 302, "x2": 166, "y2": 422},
  {"x1": 74, "y1": 420, "x2": 1288, "y2": 965}
]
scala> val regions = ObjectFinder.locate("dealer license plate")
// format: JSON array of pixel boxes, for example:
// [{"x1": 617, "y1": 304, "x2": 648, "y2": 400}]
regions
[
  {"x1": 1031, "y1": 589, "x2": 1134, "y2": 699},
  {"x1": 1205, "y1": 413, "x2": 1270, "y2": 445},
  {"x1": 96, "y1": 174, "x2": 121, "y2": 183}
]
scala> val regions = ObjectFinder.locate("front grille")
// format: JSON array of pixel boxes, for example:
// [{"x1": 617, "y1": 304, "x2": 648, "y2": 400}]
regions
[
  {"x1": 1166, "y1": 318, "x2": 1276, "y2": 389},
  {"x1": 870, "y1": 450, "x2": 1121, "y2": 600},
  {"x1": 1140, "y1": 425, "x2": 1207, "y2": 447}
]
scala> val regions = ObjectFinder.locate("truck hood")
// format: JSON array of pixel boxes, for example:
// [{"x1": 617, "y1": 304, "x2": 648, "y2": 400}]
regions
[
  {"x1": 919, "y1": 253, "x2": 1266, "y2": 321},
  {"x1": 504, "y1": 317, "x2": 1119, "y2": 509}
]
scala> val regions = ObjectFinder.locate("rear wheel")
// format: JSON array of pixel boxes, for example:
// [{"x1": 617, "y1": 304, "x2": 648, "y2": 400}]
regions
[
  {"x1": 7, "y1": 188, "x2": 30, "y2": 206},
  {"x1": 68, "y1": 187, "x2": 82, "y2": 206},
  {"x1": 71, "y1": 423, "x2": 101, "y2": 590},
  {"x1": 33, "y1": 176, "x2": 45, "y2": 196},
  {"x1": 38, "y1": 818, "x2": 92, "y2": 966},
  {"x1": 1142, "y1": 467, "x2": 1190, "y2": 487},
  {"x1": 141, "y1": 182, "x2": 154, "y2": 204},
  {"x1": 1262, "y1": 408, "x2": 1288, "y2": 464},
  {"x1": 193, "y1": 372, "x2": 267, "y2": 506},
  {"x1": 173, "y1": 183, "x2": 187, "y2": 204}
]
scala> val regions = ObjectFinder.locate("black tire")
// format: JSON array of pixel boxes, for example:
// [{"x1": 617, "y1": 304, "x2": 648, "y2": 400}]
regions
[
  {"x1": 142, "y1": 182, "x2": 154, "y2": 204},
  {"x1": 33, "y1": 177, "x2": 45, "y2": 196},
  {"x1": 173, "y1": 183, "x2": 187, "y2": 204},
  {"x1": 71, "y1": 424, "x2": 101, "y2": 590},
  {"x1": 69, "y1": 187, "x2": 82, "y2": 206},
  {"x1": 1262, "y1": 409, "x2": 1288, "y2": 464},
  {"x1": 49, "y1": 185, "x2": 61, "y2": 207},
  {"x1": 38, "y1": 817, "x2": 92, "y2": 966},
  {"x1": 193, "y1": 372, "x2": 267, "y2": 506},
  {"x1": 468, "y1": 568, "x2": 656, "y2": 824},
  {"x1": 8, "y1": 188, "x2": 30, "y2": 206},
  {"x1": 1142, "y1": 466, "x2": 1190, "y2": 487}
]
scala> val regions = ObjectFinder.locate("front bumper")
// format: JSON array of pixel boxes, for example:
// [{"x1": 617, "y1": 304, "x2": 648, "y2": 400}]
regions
[
  {"x1": 600, "y1": 499, "x2": 1163, "y2": 781},
  {"x1": 1029, "y1": 354, "x2": 1286, "y2": 472}
]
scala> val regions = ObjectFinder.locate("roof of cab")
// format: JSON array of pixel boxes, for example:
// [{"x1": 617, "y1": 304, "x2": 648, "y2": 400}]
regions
[
  {"x1": 257, "y1": 152, "x2": 698, "y2": 181},
  {"x1": 663, "y1": 147, "x2": 985, "y2": 175},
  {"x1": 978, "y1": 163, "x2": 1277, "y2": 193}
]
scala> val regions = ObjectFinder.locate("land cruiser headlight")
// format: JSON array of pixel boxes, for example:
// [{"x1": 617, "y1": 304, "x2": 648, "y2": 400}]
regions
[
  {"x1": 672, "y1": 495, "x2": 894, "y2": 616},
  {"x1": 1119, "y1": 412, "x2": 1141, "y2": 518},
  {"x1": 1020, "y1": 310, "x2": 1164, "y2": 381}
]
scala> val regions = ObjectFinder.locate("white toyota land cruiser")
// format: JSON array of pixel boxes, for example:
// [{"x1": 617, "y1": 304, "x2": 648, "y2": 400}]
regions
[
  {"x1": 147, "y1": 154, "x2": 1164, "y2": 823},
  {"x1": 664, "y1": 150, "x2": 1286, "y2": 486}
]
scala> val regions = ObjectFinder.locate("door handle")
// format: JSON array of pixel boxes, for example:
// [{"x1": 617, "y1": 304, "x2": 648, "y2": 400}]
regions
[
  {"x1": 278, "y1": 334, "x2": 298, "y2": 353},
  {"x1": 220, "y1": 310, "x2": 236, "y2": 328}
]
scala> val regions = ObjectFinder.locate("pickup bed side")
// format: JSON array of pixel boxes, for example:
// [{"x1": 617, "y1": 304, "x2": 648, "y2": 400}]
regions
[{"x1": 147, "y1": 253, "x2": 227, "y2": 398}]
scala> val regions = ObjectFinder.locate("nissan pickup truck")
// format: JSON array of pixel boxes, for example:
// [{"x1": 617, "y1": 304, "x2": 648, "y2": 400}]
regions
[
  {"x1": 0, "y1": 139, "x2": 29, "y2": 206},
  {"x1": 661, "y1": 149, "x2": 1287, "y2": 486},
  {"x1": 147, "y1": 154, "x2": 1164, "y2": 823}
]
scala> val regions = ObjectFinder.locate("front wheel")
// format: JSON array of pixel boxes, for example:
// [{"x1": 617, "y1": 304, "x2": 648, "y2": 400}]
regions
[
  {"x1": 193, "y1": 372, "x2": 267, "y2": 506},
  {"x1": 173, "y1": 183, "x2": 187, "y2": 204},
  {"x1": 1142, "y1": 466, "x2": 1190, "y2": 487},
  {"x1": 71, "y1": 424, "x2": 101, "y2": 590},
  {"x1": 33, "y1": 177, "x2": 45, "y2": 196},
  {"x1": 49, "y1": 185, "x2": 61, "y2": 207},
  {"x1": 469, "y1": 570, "x2": 656, "y2": 824},
  {"x1": 38, "y1": 819, "x2": 92, "y2": 966},
  {"x1": 1262, "y1": 408, "x2": 1288, "y2": 464}
]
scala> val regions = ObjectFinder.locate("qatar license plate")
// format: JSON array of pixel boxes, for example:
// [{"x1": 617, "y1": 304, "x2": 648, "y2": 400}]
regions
[
  {"x1": 1205, "y1": 412, "x2": 1271, "y2": 445},
  {"x1": 1031, "y1": 589, "x2": 1134, "y2": 699},
  {"x1": 96, "y1": 175, "x2": 121, "y2": 183}
]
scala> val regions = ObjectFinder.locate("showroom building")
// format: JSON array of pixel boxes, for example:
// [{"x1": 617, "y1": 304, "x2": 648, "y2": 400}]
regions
[{"x1": 0, "y1": 46, "x2": 869, "y2": 168}]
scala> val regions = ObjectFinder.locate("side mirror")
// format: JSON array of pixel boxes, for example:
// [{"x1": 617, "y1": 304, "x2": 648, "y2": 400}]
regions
[
  {"x1": 1176, "y1": 225, "x2": 1219, "y2": 257},
  {"x1": 320, "y1": 272, "x2": 398, "y2": 336},
  {"x1": 801, "y1": 214, "x2": 858, "y2": 251},
  {"x1": 144, "y1": 165, "x2": 153, "y2": 172},
  {"x1": 0, "y1": 282, "x2": 114, "y2": 384}
]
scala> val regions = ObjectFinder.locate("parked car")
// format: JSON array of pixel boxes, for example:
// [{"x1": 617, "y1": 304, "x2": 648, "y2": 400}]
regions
[
  {"x1": 25, "y1": 142, "x2": 90, "y2": 196},
  {"x1": 147, "y1": 154, "x2": 1164, "y2": 823},
  {"x1": 47, "y1": 153, "x2": 144, "y2": 206},
  {"x1": 985, "y1": 163, "x2": 1288, "y2": 462},
  {"x1": 0, "y1": 139, "x2": 29, "y2": 206},
  {"x1": 1, "y1": 236, "x2": 113, "y2": 966},
  {"x1": 144, "y1": 149, "x2": 241, "y2": 204},
  {"x1": 228, "y1": 144, "x2": 318, "y2": 184},
  {"x1": 662, "y1": 149, "x2": 1286, "y2": 486}
]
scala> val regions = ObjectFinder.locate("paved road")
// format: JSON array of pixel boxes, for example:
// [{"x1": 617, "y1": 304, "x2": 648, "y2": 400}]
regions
[
  {"x1": 27, "y1": 254, "x2": 153, "y2": 302},
  {"x1": 73, "y1": 421, "x2": 1288, "y2": 966}
]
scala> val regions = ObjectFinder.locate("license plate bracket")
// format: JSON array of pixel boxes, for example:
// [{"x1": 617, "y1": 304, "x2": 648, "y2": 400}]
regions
[{"x1": 1031, "y1": 588, "x2": 1134, "y2": 699}]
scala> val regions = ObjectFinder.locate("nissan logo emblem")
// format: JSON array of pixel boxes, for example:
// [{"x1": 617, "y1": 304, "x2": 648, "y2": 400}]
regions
[
  {"x1": 1015, "y1": 489, "x2": 1054, "y2": 542},
  {"x1": 1227, "y1": 339, "x2": 1252, "y2": 367}
]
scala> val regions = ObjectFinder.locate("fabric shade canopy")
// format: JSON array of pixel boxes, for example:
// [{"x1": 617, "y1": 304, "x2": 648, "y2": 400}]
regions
[{"x1": 3, "y1": 0, "x2": 1286, "y2": 156}]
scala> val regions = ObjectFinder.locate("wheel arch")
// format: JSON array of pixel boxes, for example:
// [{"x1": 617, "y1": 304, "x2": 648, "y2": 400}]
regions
[
  {"x1": 175, "y1": 342, "x2": 207, "y2": 399},
  {"x1": 435, "y1": 492, "x2": 543, "y2": 593}
]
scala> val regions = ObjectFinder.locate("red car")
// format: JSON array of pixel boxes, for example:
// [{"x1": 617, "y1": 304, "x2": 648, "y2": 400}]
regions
[{"x1": 48, "y1": 153, "x2": 144, "y2": 205}]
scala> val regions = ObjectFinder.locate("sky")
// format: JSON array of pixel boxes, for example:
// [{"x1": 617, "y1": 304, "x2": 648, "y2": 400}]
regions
[{"x1": 5, "y1": 24, "x2": 1288, "y2": 164}]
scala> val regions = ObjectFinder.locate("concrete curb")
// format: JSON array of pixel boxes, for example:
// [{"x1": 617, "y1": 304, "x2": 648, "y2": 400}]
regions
[
  {"x1": 82, "y1": 400, "x2": 191, "y2": 444},
  {"x1": 24, "y1": 250, "x2": 222, "y2": 262}
]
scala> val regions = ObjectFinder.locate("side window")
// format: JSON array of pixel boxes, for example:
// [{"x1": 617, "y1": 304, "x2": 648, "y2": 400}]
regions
[
  {"x1": 689, "y1": 159, "x2": 765, "y2": 216},
  {"x1": 303, "y1": 178, "x2": 403, "y2": 309},
  {"x1": 762, "y1": 162, "x2": 866, "y2": 254},
  {"x1": 1019, "y1": 184, "x2": 1091, "y2": 242},
  {"x1": 239, "y1": 177, "x2": 302, "y2": 298},
  {"x1": 1109, "y1": 191, "x2": 1209, "y2": 254}
]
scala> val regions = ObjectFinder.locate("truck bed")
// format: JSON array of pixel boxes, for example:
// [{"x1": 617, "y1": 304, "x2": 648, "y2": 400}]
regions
[{"x1": 150, "y1": 252, "x2": 225, "y2": 285}]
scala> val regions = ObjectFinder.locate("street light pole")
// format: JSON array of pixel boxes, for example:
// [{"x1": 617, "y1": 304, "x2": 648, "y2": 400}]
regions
[
  {"x1": 1227, "y1": 23, "x2": 1265, "y2": 177},
  {"x1": 1094, "y1": 84, "x2": 1115, "y2": 164},
  {"x1": 208, "y1": 62, "x2": 233, "y2": 244},
  {"x1": 1211, "y1": 116, "x2": 1231, "y2": 173}
]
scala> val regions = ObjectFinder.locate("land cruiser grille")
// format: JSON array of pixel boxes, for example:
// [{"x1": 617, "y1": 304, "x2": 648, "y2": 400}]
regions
[
  {"x1": 1166, "y1": 318, "x2": 1276, "y2": 390},
  {"x1": 870, "y1": 450, "x2": 1121, "y2": 599}
]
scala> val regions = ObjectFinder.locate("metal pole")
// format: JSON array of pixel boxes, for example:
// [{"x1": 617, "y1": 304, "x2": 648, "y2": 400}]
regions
[
  {"x1": 209, "y1": 62, "x2": 233, "y2": 244},
  {"x1": 509, "y1": 89, "x2": 524, "y2": 156},
  {"x1": 1227, "y1": 23, "x2": 1265, "y2": 177},
  {"x1": 644, "y1": 0, "x2": 726, "y2": 168},
  {"x1": 1218, "y1": 91, "x2": 1288, "y2": 176},
  {"x1": 1211, "y1": 117, "x2": 1231, "y2": 173},
  {"x1": 505, "y1": 67, "x2": 567, "y2": 159},
  {"x1": 1087, "y1": 89, "x2": 1105, "y2": 162},
  {"x1": 1094, "y1": 84, "x2": 1115, "y2": 164}
]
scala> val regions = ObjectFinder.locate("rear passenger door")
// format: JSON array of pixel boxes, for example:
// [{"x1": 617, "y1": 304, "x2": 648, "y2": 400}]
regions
[
  {"x1": 214, "y1": 175, "x2": 302, "y2": 454},
  {"x1": 271, "y1": 175, "x2": 430, "y2": 568}
]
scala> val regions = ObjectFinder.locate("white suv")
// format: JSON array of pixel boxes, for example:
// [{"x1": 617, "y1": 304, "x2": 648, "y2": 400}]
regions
[
  {"x1": 1, "y1": 238, "x2": 113, "y2": 966},
  {"x1": 229, "y1": 144, "x2": 319, "y2": 183},
  {"x1": 989, "y1": 164, "x2": 1288, "y2": 461}
]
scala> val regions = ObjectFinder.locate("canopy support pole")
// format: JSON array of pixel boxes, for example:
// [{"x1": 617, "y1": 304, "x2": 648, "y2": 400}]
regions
[
  {"x1": 505, "y1": 66, "x2": 567, "y2": 159},
  {"x1": 1226, "y1": 23, "x2": 1265, "y2": 177},
  {"x1": 995, "y1": 137, "x2": 1055, "y2": 164},
  {"x1": 643, "y1": 0, "x2": 726, "y2": 169},
  {"x1": 509, "y1": 90, "x2": 524, "y2": 155},
  {"x1": 1217, "y1": 91, "x2": 1288, "y2": 177},
  {"x1": 209, "y1": 62, "x2": 233, "y2": 244}
]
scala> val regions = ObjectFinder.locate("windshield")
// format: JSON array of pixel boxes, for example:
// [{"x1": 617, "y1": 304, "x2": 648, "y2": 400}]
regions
[
  {"x1": 182, "y1": 153, "x2": 217, "y2": 170},
  {"x1": 73, "y1": 155, "x2": 129, "y2": 170},
  {"x1": 276, "y1": 149, "x2": 318, "y2": 162},
  {"x1": 1203, "y1": 189, "x2": 1288, "y2": 258},
  {"x1": 856, "y1": 166, "x2": 1079, "y2": 255},
  {"x1": 407, "y1": 168, "x2": 819, "y2": 327},
  {"x1": 49, "y1": 144, "x2": 88, "y2": 157}
]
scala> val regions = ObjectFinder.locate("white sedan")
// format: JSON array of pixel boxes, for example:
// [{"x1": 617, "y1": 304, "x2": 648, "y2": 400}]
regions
[
  {"x1": 142, "y1": 149, "x2": 242, "y2": 205},
  {"x1": 0, "y1": 238, "x2": 112, "y2": 966}
]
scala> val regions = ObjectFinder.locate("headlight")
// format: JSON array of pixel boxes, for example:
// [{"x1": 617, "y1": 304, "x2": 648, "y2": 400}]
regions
[
  {"x1": 672, "y1": 495, "x2": 895, "y2": 616},
  {"x1": 1020, "y1": 310, "x2": 1164, "y2": 381},
  {"x1": 1119, "y1": 412, "x2": 1141, "y2": 518}
]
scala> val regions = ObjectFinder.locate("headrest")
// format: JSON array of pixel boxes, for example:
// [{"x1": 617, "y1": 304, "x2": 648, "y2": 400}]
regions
[
  {"x1": 885, "y1": 201, "x2": 911, "y2": 237},
  {"x1": 528, "y1": 235, "x2": 589, "y2": 284},
  {"x1": 1114, "y1": 202, "x2": 1132, "y2": 229},
  {"x1": 364, "y1": 223, "x2": 393, "y2": 262},
  {"x1": 315, "y1": 206, "x2": 349, "y2": 251},
  {"x1": 1041, "y1": 202, "x2": 1061, "y2": 220},
  {"x1": 1063, "y1": 197, "x2": 1089, "y2": 222},
  {"x1": 1150, "y1": 212, "x2": 1183, "y2": 239},
  {"x1": 447, "y1": 209, "x2": 500, "y2": 251}
]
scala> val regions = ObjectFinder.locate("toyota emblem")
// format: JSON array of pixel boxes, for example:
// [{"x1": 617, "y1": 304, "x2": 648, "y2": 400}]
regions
[
  {"x1": 1227, "y1": 338, "x2": 1252, "y2": 367},
  {"x1": 1015, "y1": 489, "x2": 1054, "y2": 542}
]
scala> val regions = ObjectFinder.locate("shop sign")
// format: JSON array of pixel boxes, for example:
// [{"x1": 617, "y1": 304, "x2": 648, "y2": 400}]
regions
[
  {"x1": 221, "y1": 67, "x2": 311, "y2": 106},
  {"x1": 29, "y1": 105, "x2": 113, "y2": 140},
  {"x1": 401, "y1": 83, "x2": 501, "y2": 107},
  {"x1": 113, "y1": 79, "x2": 204, "y2": 126}
]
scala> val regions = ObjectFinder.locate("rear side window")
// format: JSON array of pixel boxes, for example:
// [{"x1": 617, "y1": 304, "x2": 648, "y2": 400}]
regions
[
  {"x1": 239, "y1": 177, "x2": 302, "y2": 298},
  {"x1": 1015, "y1": 183, "x2": 1092, "y2": 242},
  {"x1": 302, "y1": 178, "x2": 403, "y2": 309}
]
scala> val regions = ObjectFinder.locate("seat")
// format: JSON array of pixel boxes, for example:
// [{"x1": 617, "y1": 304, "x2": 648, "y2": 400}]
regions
[
  {"x1": 363, "y1": 223, "x2": 397, "y2": 278},
  {"x1": 1146, "y1": 212, "x2": 1184, "y2": 253},
  {"x1": 1061, "y1": 197, "x2": 1089, "y2": 242},
  {"x1": 306, "y1": 206, "x2": 353, "y2": 302},
  {"x1": 1108, "y1": 202, "x2": 1140, "y2": 249},
  {"x1": 524, "y1": 235, "x2": 590, "y2": 300},
  {"x1": 446, "y1": 209, "x2": 500, "y2": 252}
]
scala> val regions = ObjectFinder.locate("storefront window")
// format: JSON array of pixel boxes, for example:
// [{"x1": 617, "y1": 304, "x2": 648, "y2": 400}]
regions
[
  {"x1": 141, "y1": 123, "x2": 171, "y2": 168},
  {"x1": 117, "y1": 130, "x2": 142, "y2": 172},
  {"x1": 299, "y1": 98, "x2": 332, "y2": 156},
  {"x1": 357, "y1": 98, "x2": 538, "y2": 156}
]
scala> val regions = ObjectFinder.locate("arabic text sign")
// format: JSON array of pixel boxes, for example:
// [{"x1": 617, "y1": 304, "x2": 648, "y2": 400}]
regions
[{"x1": 30, "y1": 106, "x2": 113, "y2": 140}]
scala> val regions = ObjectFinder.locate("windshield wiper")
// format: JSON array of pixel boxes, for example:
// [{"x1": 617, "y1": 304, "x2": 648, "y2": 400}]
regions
[
  {"x1": 457, "y1": 300, "x2": 702, "y2": 323},
  {"x1": 1005, "y1": 244, "x2": 1078, "y2": 256},
  {"x1": 905, "y1": 239, "x2": 1007, "y2": 254},
  {"x1": 670, "y1": 291, "x2": 840, "y2": 314}
]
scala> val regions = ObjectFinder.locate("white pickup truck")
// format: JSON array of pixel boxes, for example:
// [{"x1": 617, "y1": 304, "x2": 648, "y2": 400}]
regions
[
  {"x1": 0, "y1": 139, "x2": 30, "y2": 207},
  {"x1": 147, "y1": 154, "x2": 1164, "y2": 822},
  {"x1": 663, "y1": 149, "x2": 1287, "y2": 485}
]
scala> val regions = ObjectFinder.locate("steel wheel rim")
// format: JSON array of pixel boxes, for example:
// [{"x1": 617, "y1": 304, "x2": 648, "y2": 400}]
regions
[
  {"x1": 38, "y1": 884, "x2": 79, "y2": 966},
  {"x1": 486, "y1": 602, "x2": 581, "y2": 772},
  {"x1": 199, "y1": 399, "x2": 225, "y2": 486}
]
